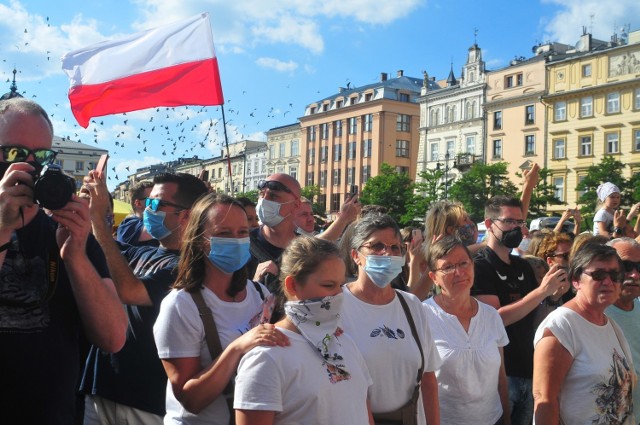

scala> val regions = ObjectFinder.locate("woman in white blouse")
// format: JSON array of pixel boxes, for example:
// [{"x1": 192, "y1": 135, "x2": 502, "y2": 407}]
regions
[{"x1": 424, "y1": 236, "x2": 510, "y2": 425}]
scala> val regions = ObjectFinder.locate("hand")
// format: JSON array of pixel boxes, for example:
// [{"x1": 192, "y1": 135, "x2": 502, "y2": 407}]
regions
[
  {"x1": 232, "y1": 323, "x2": 290, "y2": 354},
  {"x1": 540, "y1": 264, "x2": 567, "y2": 298},
  {"x1": 523, "y1": 163, "x2": 540, "y2": 186},
  {"x1": 0, "y1": 163, "x2": 39, "y2": 236},
  {"x1": 572, "y1": 208, "x2": 582, "y2": 223},
  {"x1": 340, "y1": 194, "x2": 361, "y2": 223},
  {"x1": 407, "y1": 230, "x2": 424, "y2": 263},
  {"x1": 51, "y1": 195, "x2": 91, "y2": 261},
  {"x1": 560, "y1": 208, "x2": 573, "y2": 221},
  {"x1": 614, "y1": 209, "x2": 627, "y2": 229},
  {"x1": 627, "y1": 202, "x2": 640, "y2": 221},
  {"x1": 253, "y1": 260, "x2": 278, "y2": 282},
  {"x1": 83, "y1": 171, "x2": 113, "y2": 228}
]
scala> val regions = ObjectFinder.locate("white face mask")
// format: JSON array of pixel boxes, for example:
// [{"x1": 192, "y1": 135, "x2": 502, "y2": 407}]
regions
[{"x1": 257, "y1": 197, "x2": 293, "y2": 227}]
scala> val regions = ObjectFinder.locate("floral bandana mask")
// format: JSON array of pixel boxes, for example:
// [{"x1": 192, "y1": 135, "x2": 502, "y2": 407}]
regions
[{"x1": 284, "y1": 293, "x2": 351, "y2": 383}]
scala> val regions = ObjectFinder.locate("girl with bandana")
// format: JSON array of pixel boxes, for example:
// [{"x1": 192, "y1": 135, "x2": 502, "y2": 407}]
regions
[{"x1": 593, "y1": 182, "x2": 624, "y2": 238}]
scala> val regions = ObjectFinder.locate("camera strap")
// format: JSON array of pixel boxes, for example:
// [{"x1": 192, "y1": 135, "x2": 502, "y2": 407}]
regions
[{"x1": 42, "y1": 231, "x2": 60, "y2": 304}]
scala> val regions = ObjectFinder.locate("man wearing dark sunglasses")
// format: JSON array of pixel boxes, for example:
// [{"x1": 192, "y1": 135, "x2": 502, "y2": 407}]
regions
[
  {"x1": 82, "y1": 170, "x2": 208, "y2": 424},
  {"x1": 246, "y1": 173, "x2": 301, "y2": 294},
  {"x1": 0, "y1": 98, "x2": 128, "y2": 425},
  {"x1": 605, "y1": 237, "x2": 640, "y2": 419}
]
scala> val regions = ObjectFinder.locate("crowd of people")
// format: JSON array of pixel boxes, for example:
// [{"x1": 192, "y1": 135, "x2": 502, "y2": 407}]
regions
[{"x1": 2, "y1": 97, "x2": 640, "y2": 425}]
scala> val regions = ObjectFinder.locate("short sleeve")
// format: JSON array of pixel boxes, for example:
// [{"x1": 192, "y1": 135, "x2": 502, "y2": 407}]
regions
[
  {"x1": 153, "y1": 291, "x2": 205, "y2": 359},
  {"x1": 533, "y1": 312, "x2": 576, "y2": 358},
  {"x1": 471, "y1": 259, "x2": 498, "y2": 297},
  {"x1": 234, "y1": 349, "x2": 283, "y2": 412}
]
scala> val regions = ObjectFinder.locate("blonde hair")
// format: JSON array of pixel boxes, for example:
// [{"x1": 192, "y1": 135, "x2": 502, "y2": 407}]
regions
[{"x1": 424, "y1": 201, "x2": 467, "y2": 240}]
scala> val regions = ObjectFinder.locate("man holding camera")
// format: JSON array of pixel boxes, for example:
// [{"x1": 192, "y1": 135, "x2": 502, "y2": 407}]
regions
[{"x1": 0, "y1": 98, "x2": 128, "y2": 424}]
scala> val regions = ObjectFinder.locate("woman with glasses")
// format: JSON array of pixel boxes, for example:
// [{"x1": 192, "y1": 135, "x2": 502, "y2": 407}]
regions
[
  {"x1": 340, "y1": 213, "x2": 442, "y2": 425},
  {"x1": 424, "y1": 236, "x2": 510, "y2": 425},
  {"x1": 153, "y1": 193, "x2": 289, "y2": 425},
  {"x1": 533, "y1": 243, "x2": 635, "y2": 424}
]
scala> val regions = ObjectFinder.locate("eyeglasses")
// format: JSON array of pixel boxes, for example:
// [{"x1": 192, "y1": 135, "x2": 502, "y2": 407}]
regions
[
  {"x1": 548, "y1": 252, "x2": 570, "y2": 260},
  {"x1": 622, "y1": 261, "x2": 640, "y2": 274},
  {"x1": 360, "y1": 242, "x2": 405, "y2": 256},
  {"x1": 434, "y1": 260, "x2": 473, "y2": 275},
  {"x1": 145, "y1": 198, "x2": 187, "y2": 212},
  {"x1": 258, "y1": 179, "x2": 293, "y2": 194},
  {"x1": 0, "y1": 146, "x2": 57, "y2": 165},
  {"x1": 583, "y1": 269, "x2": 623, "y2": 283},
  {"x1": 493, "y1": 218, "x2": 526, "y2": 227}
]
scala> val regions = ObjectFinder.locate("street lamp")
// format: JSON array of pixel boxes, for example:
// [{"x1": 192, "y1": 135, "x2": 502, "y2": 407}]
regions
[{"x1": 436, "y1": 152, "x2": 457, "y2": 199}]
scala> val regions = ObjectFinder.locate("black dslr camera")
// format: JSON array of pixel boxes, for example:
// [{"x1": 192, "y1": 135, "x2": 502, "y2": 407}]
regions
[{"x1": 33, "y1": 164, "x2": 77, "y2": 210}]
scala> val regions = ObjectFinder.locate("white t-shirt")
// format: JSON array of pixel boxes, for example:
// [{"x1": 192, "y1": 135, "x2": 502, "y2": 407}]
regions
[
  {"x1": 153, "y1": 281, "x2": 268, "y2": 425},
  {"x1": 234, "y1": 327, "x2": 372, "y2": 424},
  {"x1": 423, "y1": 297, "x2": 509, "y2": 425},
  {"x1": 340, "y1": 286, "x2": 441, "y2": 425},
  {"x1": 593, "y1": 208, "x2": 614, "y2": 235},
  {"x1": 533, "y1": 307, "x2": 635, "y2": 425}
]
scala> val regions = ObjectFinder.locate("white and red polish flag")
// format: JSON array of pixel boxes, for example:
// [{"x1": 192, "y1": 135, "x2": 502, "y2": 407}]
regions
[{"x1": 62, "y1": 12, "x2": 224, "y2": 128}]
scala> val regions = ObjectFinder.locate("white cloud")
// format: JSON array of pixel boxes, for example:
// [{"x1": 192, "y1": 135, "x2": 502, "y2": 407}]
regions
[
  {"x1": 255, "y1": 57, "x2": 299, "y2": 73},
  {"x1": 541, "y1": 0, "x2": 640, "y2": 46},
  {"x1": 252, "y1": 14, "x2": 323, "y2": 53}
]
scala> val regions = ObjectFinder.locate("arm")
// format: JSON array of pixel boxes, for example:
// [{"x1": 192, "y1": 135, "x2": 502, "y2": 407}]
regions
[
  {"x1": 162, "y1": 323, "x2": 289, "y2": 414},
  {"x1": 553, "y1": 208, "x2": 572, "y2": 233},
  {"x1": 86, "y1": 172, "x2": 152, "y2": 305},
  {"x1": 532, "y1": 329, "x2": 573, "y2": 424},
  {"x1": 236, "y1": 410, "x2": 275, "y2": 425},
  {"x1": 421, "y1": 371, "x2": 440, "y2": 425},
  {"x1": 317, "y1": 194, "x2": 360, "y2": 242},
  {"x1": 572, "y1": 209, "x2": 582, "y2": 234},
  {"x1": 498, "y1": 347, "x2": 511, "y2": 425},
  {"x1": 597, "y1": 221, "x2": 612, "y2": 238},
  {"x1": 405, "y1": 232, "x2": 433, "y2": 301},
  {"x1": 50, "y1": 195, "x2": 127, "y2": 352},
  {"x1": 520, "y1": 163, "x2": 540, "y2": 222}
]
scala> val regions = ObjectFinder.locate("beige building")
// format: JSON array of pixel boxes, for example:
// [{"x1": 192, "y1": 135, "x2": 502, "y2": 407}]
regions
[
  {"x1": 265, "y1": 123, "x2": 301, "y2": 183},
  {"x1": 544, "y1": 30, "x2": 640, "y2": 213},
  {"x1": 53, "y1": 136, "x2": 108, "y2": 189},
  {"x1": 299, "y1": 70, "x2": 422, "y2": 215}
]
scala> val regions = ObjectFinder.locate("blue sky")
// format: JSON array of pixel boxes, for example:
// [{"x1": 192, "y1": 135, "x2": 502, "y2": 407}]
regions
[{"x1": 1, "y1": 0, "x2": 639, "y2": 189}]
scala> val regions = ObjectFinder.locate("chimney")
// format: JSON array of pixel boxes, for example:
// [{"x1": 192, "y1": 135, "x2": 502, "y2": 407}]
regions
[
  {"x1": 339, "y1": 87, "x2": 345, "y2": 93},
  {"x1": 380, "y1": 72, "x2": 388, "y2": 81},
  {"x1": 397, "y1": 69, "x2": 404, "y2": 77}
]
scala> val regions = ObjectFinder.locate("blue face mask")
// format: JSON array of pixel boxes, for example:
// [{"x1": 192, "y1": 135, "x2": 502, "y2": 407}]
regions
[
  {"x1": 207, "y1": 236, "x2": 251, "y2": 274},
  {"x1": 143, "y1": 209, "x2": 172, "y2": 240},
  {"x1": 363, "y1": 255, "x2": 405, "y2": 288}
]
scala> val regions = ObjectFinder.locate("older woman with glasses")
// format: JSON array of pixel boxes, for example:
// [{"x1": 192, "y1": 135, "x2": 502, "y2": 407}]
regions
[
  {"x1": 340, "y1": 213, "x2": 442, "y2": 425},
  {"x1": 533, "y1": 243, "x2": 636, "y2": 424},
  {"x1": 425, "y1": 236, "x2": 510, "y2": 425}
]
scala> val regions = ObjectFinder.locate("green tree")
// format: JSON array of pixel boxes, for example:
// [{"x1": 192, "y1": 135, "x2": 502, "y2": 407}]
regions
[
  {"x1": 241, "y1": 190, "x2": 259, "y2": 203},
  {"x1": 359, "y1": 163, "x2": 415, "y2": 225},
  {"x1": 448, "y1": 162, "x2": 518, "y2": 222},
  {"x1": 301, "y1": 184, "x2": 324, "y2": 216},
  {"x1": 403, "y1": 168, "x2": 445, "y2": 225}
]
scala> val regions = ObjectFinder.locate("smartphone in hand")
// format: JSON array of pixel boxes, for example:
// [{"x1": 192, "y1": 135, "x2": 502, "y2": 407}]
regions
[{"x1": 95, "y1": 154, "x2": 109, "y2": 179}]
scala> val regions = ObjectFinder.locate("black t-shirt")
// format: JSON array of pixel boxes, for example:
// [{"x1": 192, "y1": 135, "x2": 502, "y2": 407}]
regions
[
  {"x1": 80, "y1": 245, "x2": 178, "y2": 416},
  {"x1": 471, "y1": 247, "x2": 538, "y2": 379},
  {"x1": 247, "y1": 226, "x2": 286, "y2": 293},
  {"x1": 0, "y1": 211, "x2": 110, "y2": 425},
  {"x1": 116, "y1": 216, "x2": 159, "y2": 247}
]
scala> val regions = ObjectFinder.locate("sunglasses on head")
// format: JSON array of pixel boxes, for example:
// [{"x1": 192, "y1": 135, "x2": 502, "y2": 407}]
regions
[
  {"x1": 0, "y1": 146, "x2": 57, "y2": 165},
  {"x1": 145, "y1": 198, "x2": 187, "y2": 212},
  {"x1": 257, "y1": 179, "x2": 292, "y2": 194}
]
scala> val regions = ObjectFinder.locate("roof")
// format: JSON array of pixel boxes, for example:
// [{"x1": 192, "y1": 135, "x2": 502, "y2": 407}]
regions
[{"x1": 312, "y1": 75, "x2": 424, "y2": 105}]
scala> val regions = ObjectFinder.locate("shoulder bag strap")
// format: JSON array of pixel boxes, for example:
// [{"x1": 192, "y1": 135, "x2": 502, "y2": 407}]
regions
[{"x1": 396, "y1": 290, "x2": 425, "y2": 383}]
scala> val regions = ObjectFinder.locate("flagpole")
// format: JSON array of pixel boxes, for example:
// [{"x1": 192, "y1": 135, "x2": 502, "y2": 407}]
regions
[{"x1": 220, "y1": 104, "x2": 234, "y2": 194}]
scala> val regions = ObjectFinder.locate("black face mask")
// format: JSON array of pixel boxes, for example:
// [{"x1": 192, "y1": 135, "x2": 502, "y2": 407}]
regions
[{"x1": 500, "y1": 226, "x2": 523, "y2": 249}]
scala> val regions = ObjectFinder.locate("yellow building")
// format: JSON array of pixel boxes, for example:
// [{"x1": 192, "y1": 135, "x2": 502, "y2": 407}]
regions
[
  {"x1": 299, "y1": 70, "x2": 421, "y2": 215},
  {"x1": 544, "y1": 31, "x2": 640, "y2": 212}
]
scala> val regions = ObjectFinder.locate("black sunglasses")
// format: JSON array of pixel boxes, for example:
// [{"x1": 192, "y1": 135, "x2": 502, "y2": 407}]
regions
[
  {"x1": 145, "y1": 198, "x2": 187, "y2": 212},
  {"x1": 548, "y1": 252, "x2": 570, "y2": 260},
  {"x1": 583, "y1": 269, "x2": 623, "y2": 283},
  {"x1": 0, "y1": 146, "x2": 57, "y2": 165},
  {"x1": 257, "y1": 179, "x2": 292, "y2": 194},
  {"x1": 622, "y1": 260, "x2": 640, "y2": 274}
]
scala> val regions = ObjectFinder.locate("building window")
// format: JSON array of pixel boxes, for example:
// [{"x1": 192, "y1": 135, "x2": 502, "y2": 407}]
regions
[
  {"x1": 291, "y1": 140, "x2": 299, "y2": 156},
  {"x1": 606, "y1": 132, "x2": 619, "y2": 154},
  {"x1": 330, "y1": 193, "x2": 341, "y2": 212},
  {"x1": 307, "y1": 172, "x2": 314, "y2": 186},
  {"x1": 279, "y1": 143, "x2": 285, "y2": 158},
  {"x1": 607, "y1": 92, "x2": 620, "y2": 114},
  {"x1": 524, "y1": 105, "x2": 535, "y2": 125},
  {"x1": 362, "y1": 165, "x2": 371, "y2": 183},
  {"x1": 320, "y1": 170, "x2": 327, "y2": 187},
  {"x1": 465, "y1": 136, "x2": 475, "y2": 155},
  {"x1": 397, "y1": 114, "x2": 410, "y2": 132},
  {"x1": 308, "y1": 147, "x2": 315, "y2": 165},
  {"x1": 246, "y1": 162, "x2": 252, "y2": 175},
  {"x1": 466, "y1": 102, "x2": 474, "y2": 120},
  {"x1": 505, "y1": 75, "x2": 514, "y2": 88},
  {"x1": 635, "y1": 89, "x2": 640, "y2": 110},
  {"x1": 553, "y1": 139, "x2": 566, "y2": 159},
  {"x1": 493, "y1": 139, "x2": 502, "y2": 159},
  {"x1": 307, "y1": 126, "x2": 316, "y2": 142},
  {"x1": 320, "y1": 146, "x2": 328, "y2": 162},
  {"x1": 334, "y1": 144, "x2": 342, "y2": 162},
  {"x1": 289, "y1": 166, "x2": 297, "y2": 181},
  {"x1": 336, "y1": 100, "x2": 343, "y2": 108},
  {"x1": 320, "y1": 123, "x2": 328, "y2": 140},
  {"x1": 396, "y1": 140, "x2": 409, "y2": 157},
  {"x1": 349, "y1": 117, "x2": 357, "y2": 135},
  {"x1": 430, "y1": 143, "x2": 439, "y2": 161},
  {"x1": 635, "y1": 129, "x2": 640, "y2": 151},
  {"x1": 525, "y1": 135, "x2": 535, "y2": 155},
  {"x1": 446, "y1": 140, "x2": 454, "y2": 157},
  {"x1": 348, "y1": 142, "x2": 357, "y2": 160},
  {"x1": 310, "y1": 107, "x2": 316, "y2": 114},
  {"x1": 580, "y1": 135, "x2": 592, "y2": 156},
  {"x1": 347, "y1": 167, "x2": 355, "y2": 185},
  {"x1": 365, "y1": 93, "x2": 372, "y2": 102},
  {"x1": 431, "y1": 109, "x2": 440, "y2": 126},
  {"x1": 269, "y1": 145, "x2": 275, "y2": 160},
  {"x1": 334, "y1": 120, "x2": 343, "y2": 137},
  {"x1": 333, "y1": 169, "x2": 341, "y2": 186},
  {"x1": 554, "y1": 101, "x2": 566, "y2": 121},
  {"x1": 317, "y1": 194, "x2": 326, "y2": 211},
  {"x1": 399, "y1": 93, "x2": 410, "y2": 102},
  {"x1": 553, "y1": 176, "x2": 565, "y2": 202},
  {"x1": 580, "y1": 96, "x2": 593, "y2": 118},
  {"x1": 494, "y1": 111, "x2": 502, "y2": 130},
  {"x1": 582, "y1": 63, "x2": 592, "y2": 77},
  {"x1": 363, "y1": 139, "x2": 372, "y2": 158},
  {"x1": 363, "y1": 114, "x2": 373, "y2": 132},
  {"x1": 396, "y1": 166, "x2": 409, "y2": 175},
  {"x1": 517, "y1": 73, "x2": 523, "y2": 86},
  {"x1": 350, "y1": 97, "x2": 357, "y2": 105}
]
